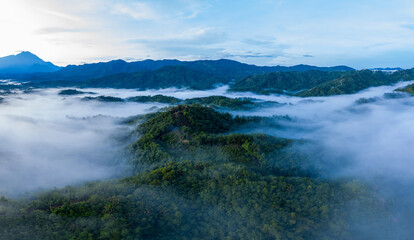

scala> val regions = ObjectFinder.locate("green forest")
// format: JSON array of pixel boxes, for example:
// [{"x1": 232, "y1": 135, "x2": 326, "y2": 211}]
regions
[
  {"x1": 396, "y1": 83, "x2": 414, "y2": 94},
  {"x1": 230, "y1": 68, "x2": 414, "y2": 96},
  {"x1": 82, "y1": 94, "x2": 270, "y2": 110},
  {"x1": 4, "y1": 63, "x2": 414, "y2": 97},
  {"x1": 82, "y1": 66, "x2": 228, "y2": 90},
  {"x1": 0, "y1": 105, "x2": 399, "y2": 240}
]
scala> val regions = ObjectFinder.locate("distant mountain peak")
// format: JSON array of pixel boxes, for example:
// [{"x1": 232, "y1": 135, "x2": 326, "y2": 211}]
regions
[
  {"x1": 0, "y1": 51, "x2": 60, "y2": 74},
  {"x1": 18, "y1": 51, "x2": 36, "y2": 55},
  {"x1": 15, "y1": 51, "x2": 44, "y2": 62}
]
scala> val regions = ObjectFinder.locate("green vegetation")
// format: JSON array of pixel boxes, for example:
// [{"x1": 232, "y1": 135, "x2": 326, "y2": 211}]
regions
[
  {"x1": 10, "y1": 65, "x2": 413, "y2": 97},
  {"x1": 230, "y1": 70, "x2": 344, "y2": 94},
  {"x1": 395, "y1": 83, "x2": 414, "y2": 94},
  {"x1": 82, "y1": 96, "x2": 124, "y2": 102},
  {"x1": 182, "y1": 96, "x2": 258, "y2": 109},
  {"x1": 230, "y1": 68, "x2": 414, "y2": 97},
  {"x1": 88, "y1": 94, "x2": 271, "y2": 110},
  {"x1": 0, "y1": 105, "x2": 397, "y2": 240},
  {"x1": 58, "y1": 89, "x2": 96, "y2": 95},
  {"x1": 127, "y1": 95, "x2": 181, "y2": 104},
  {"x1": 296, "y1": 70, "x2": 394, "y2": 97},
  {"x1": 83, "y1": 66, "x2": 227, "y2": 90},
  {"x1": 295, "y1": 69, "x2": 414, "y2": 96}
]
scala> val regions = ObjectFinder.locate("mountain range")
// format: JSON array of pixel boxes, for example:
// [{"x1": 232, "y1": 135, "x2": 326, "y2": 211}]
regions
[
  {"x1": 4, "y1": 52, "x2": 413, "y2": 97},
  {"x1": 0, "y1": 52, "x2": 354, "y2": 83}
]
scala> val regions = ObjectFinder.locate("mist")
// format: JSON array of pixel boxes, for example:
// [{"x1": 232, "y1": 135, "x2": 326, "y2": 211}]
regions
[
  {"x1": 2, "y1": 82, "x2": 414, "y2": 238},
  {"x1": 51, "y1": 82, "x2": 414, "y2": 183},
  {"x1": 0, "y1": 88, "x2": 169, "y2": 196},
  {"x1": 227, "y1": 81, "x2": 414, "y2": 181},
  {"x1": 3, "y1": 82, "x2": 414, "y2": 196}
]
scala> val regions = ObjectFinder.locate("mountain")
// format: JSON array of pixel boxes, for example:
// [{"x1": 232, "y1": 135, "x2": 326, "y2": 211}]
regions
[
  {"x1": 184, "y1": 60, "x2": 353, "y2": 80},
  {"x1": 16, "y1": 58, "x2": 354, "y2": 83},
  {"x1": 296, "y1": 68, "x2": 414, "y2": 97},
  {"x1": 19, "y1": 59, "x2": 181, "y2": 82},
  {"x1": 0, "y1": 51, "x2": 60, "y2": 74},
  {"x1": 229, "y1": 70, "x2": 346, "y2": 94},
  {"x1": 81, "y1": 65, "x2": 227, "y2": 90},
  {"x1": 229, "y1": 68, "x2": 414, "y2": 96}
]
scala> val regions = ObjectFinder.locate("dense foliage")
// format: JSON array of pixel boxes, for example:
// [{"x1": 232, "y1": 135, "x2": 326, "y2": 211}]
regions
[
  {"x1": 296, "y1": 70, "x2": 394, "y2": 97},
  {"x1": 82, "y1": 96, "x2": 124, "y2": 102},
  {"x1": 58, "y1": 89, "x2": 95, "y2": 95},
  {"x1": 127, "y1": 95, "x2": 181, "y2": 104},
  {"x1": 81, "y1": 66, "x2": 227, "y2": 90},
  {"x1": 296, "y1": 69, "x2": 414, "y2": 96},
  {"x1": 7, "y1": 64, "x2": 413, "y2": 97},
  {"x1": 230, "y1": 68, "x2": 414, "y2": 96},
  {"x1": 0, "y1": 105, "x2": 398, "y2": 240},
  {"x1": 395, "y1": 83, "x2": 414, "y2": 94},
  {"x1": 82, "y1": 94, "x2": 269, "y2": 110},
  {"x1": 182, "y1": 96, "x2": 258, "y2": 109},
  {"x1": 127, "y1": 95, "x2": 257, "y2": 109},
  {"x1": 230, "y1": 70, "x2": 345, "y2": 94}
]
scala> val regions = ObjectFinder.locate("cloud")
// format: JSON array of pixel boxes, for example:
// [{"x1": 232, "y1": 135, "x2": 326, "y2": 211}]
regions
[
  {"x1": 35, "y1": 27, "x2": 87, "y2": 35},
  {"x1": 243, "y1": 38, "x2": 275, "y2": 46},
  {"x1": 129, "y1": 27, "x2": 227, "y2": 45},
  {"x1": 127, "y1": 28, "x2": 228, "y2": 59},
  {"x1": 38, "y1": 7, "x2": 82, "y2": 22},
  {"x1": 177, "y1": 0, "x2": 208, "y2": 19},
  {"x1": 401, "y1": 23, "x2": 414, "y2": 30},
  {"x1": 225, "y1": 80, "x2": 414, "y2": 182},
  {"x1": 0, "y1": 88, "x2": 168, "y2": 196},
  {"x1": 109, "y1": 0, "x2": 207, "y2": 21},
  {"x1": 111, "y1": 2, "x2": 160, "y2": 20},
  {"x1": 303, "y1": 54, "x2": 314, "y2": 58},
  {"x1": 224, "y1": 52, "x2": 283, "y2": 59}
]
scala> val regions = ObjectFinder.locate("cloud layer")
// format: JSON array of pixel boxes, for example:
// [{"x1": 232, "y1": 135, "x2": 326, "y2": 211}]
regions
[
  {"x1": 0, "y1": 88, "x2": 168, "y2": 196},
  {"x1": 2, "y1": 81, "x2": 414, "y2": 200}
]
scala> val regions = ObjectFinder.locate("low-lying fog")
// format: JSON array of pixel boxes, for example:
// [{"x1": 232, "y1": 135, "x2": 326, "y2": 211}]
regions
[
  {"x1": 0, "y1": 89, "x2": 169, "y2": 196},
  {"x1": 1, "y1": 81, "x2": 414, "y2": 198}
]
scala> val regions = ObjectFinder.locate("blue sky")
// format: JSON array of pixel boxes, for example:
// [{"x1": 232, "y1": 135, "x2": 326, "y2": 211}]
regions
[{"x1": 1, "y1": 0, "x2": 414, "y2": 68}]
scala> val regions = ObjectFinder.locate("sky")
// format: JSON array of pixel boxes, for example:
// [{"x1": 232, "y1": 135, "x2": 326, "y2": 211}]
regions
[{"x1": 1, "y1": 0, "x2": 414, "y2": 68}]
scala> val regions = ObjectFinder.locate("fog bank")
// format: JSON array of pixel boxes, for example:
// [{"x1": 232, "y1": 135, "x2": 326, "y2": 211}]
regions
[{"x1": 0, "y1": 89, "x2": 167, "y2": 196}]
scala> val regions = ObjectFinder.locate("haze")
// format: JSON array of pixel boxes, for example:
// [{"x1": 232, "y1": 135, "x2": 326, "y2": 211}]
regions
[{"x1": 2, "y1": 82, "x2": 414, "y2": 198}]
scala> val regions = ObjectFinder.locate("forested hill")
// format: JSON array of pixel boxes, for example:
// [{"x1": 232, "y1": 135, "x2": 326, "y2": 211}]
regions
[
  {"x1": 297, "y1": 68, "x2": 414, "y2": 97},
  {"x1": 80, "y1": 65, "x2": 227, "y2": 90},
  {"x1": 229, "y1": 70, "x2": 345, "y2": 94},
  {"x1": 0, "y1": 105, "x2": 399, "y2": 240},
  {"x1": 230, "y1": 68, "x2": 414, "y2": 96},
  {"x1": 396, "y1": 82, "x2": 414, "y2": 94},
  {"x1": 6, "y1": 66, "x2": 414, "y2": 96}
]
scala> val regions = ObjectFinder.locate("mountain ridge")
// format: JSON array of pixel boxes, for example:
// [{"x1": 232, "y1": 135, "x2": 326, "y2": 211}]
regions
[{"x1": 0, "y1": 53, "x2": 355, "y2": 82}]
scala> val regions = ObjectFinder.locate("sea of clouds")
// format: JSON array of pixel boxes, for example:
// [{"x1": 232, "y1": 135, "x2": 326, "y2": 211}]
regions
[{"x1": 2, "y1": 81, "x2": 414, "y2": 198}]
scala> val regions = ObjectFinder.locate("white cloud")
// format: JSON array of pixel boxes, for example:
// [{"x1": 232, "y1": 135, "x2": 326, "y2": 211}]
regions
[
  {"x1": 126, "y1": 27, "x2": 228, "y2": 60},
  {"x1": 111, "y1": 2, "x2": 160, "y2": 20}
]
